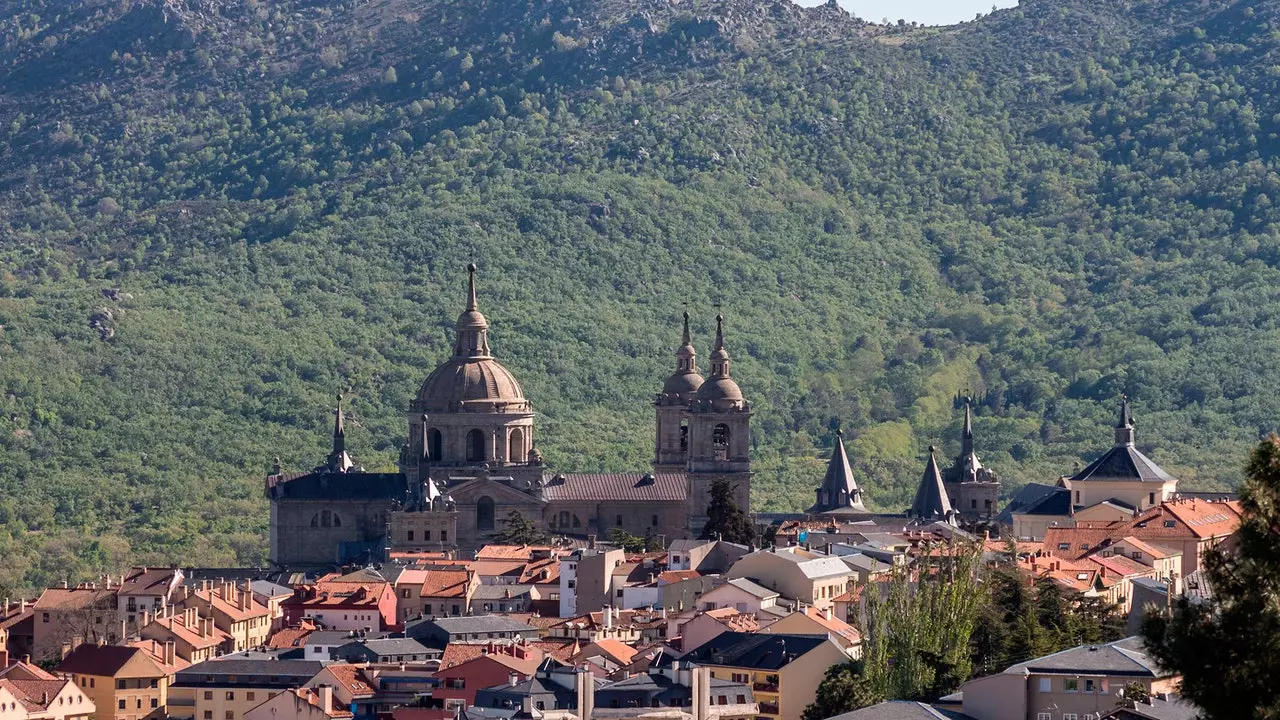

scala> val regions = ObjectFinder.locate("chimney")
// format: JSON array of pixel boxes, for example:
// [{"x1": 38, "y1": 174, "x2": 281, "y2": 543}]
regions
[
  {"x1": 164, "y1": 641, "x2": 176, "y2": 667},
  {"x1": 203, "y1": 618, "x2": 215, "y2": 637},
  {"x1": 691, "y1": 666, "x2": 711, "y2": 720},
  {"x1": 576, "y1": 666, "x2": 595, "y2": 720},
  {"x1": 509, "y1": 671, "x2": 519, "y2": 687},
  {"x1": 317, "y1": 685, "x2": 334, "y2": 714},
  {"x1": 822, "y1": 607, "x2": 832, "y2": 621}
]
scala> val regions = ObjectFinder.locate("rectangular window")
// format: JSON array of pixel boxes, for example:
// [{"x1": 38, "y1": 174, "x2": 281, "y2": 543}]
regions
[
  {"x1": 652, "y1": 514, "x2": 659, "y2": 526},
  {"x1": 402, "y1": 589, "x2": 410, "y2": 598},
  {"x1": 1065, "y1": 678, "x2": 1079, "y2": 693},
  {"x1": 247, "y1": 693, "x2": 256, "y2": 702},
  {"x1": 424, "y1": 604, "x2": 432, "y2": 614},
  {"x1": 227, "y1": 692, "x2": 235, "y2": 700},
  {"x1": 226, "y1": 712, "x2": 234, "y2": 720},
  {"x1": 407, "y1": 531, "x2": 414, "y2": 542},
  {"x1": 441, "y1": 531, "x2": 447, "y2": 541},
  {"x1": 204, "y1": 713, "x2": 213, "y2": 720},
  {"x1": 42, "y1": 613, "x2": 49, "y2": 623},
  {"x1": 118, "y1": 680, "x2": 127, "y2": 690},
  {"x1": 150, "y1": 679, "x2": 158, "y2": 689},
  {"x1": 1037, "y1": 714, "x2": 1051, "y2": 720},
  {"x1": 204, "y1": 692, "x2": 214, "y2": 701},
  {"x1": 152, "y1": 698, "x2": 159, "y2": 709},
  {"x1": 425, "y1": 530, "x2": 432, "y2": 541},
  {"x1": 1149, "y1": 492, "x2": 1156, "y2": 505},
  {"x1": 452, "y1": 604, "x2": 461, "y2": 615},
  {"x1": 119, "y1": 700, "x2": 127, "y2": 710},
  {"x1": 616, "y1": 515, "x2": 623, "y2": 526},
  {"x1": 1064, "y1": 715, "x2": 1079, "y2": 720},
  {"x1": 971, "y1": 499, "x2": 977, "y2": 509},
  {"x1": 1084, "y1": 679, "x2": 1095, "y2": 693},
  {"x1": 1058, "y1": 543, "x2": 1070, "y2": 551},
  {"x1": 1037, "y1": 678, "x2": 1051, "y2": 693}
]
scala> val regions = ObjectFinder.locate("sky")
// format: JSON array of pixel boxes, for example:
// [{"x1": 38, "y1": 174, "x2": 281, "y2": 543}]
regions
[{"x1": 796, "y1": 0, "x2": 1019, "y2": 26}]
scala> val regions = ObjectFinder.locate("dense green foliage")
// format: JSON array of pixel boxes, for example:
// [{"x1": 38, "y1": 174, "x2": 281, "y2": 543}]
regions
[
  {"x1": 1, "y1": 0, "x2": 1278, "y2": 591},
  {"x1": 1143, "y1": 436, "x2": 1280, "y2": 719},
  {"x1": 699, "y1": 478, "x2": 755, "y2": 544},
  {"x1": 802, "y1": 660, "x2": 881, "y2": 720},
  {"x1": 971, "y1": 554, "x2": 1126, "y2": 677}
]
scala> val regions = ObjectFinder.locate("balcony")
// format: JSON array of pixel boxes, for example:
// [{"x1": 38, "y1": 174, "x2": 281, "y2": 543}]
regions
[
  {"x1": 756, "y1": 701, "x2": 779, "y2": 716},
  {"x1": 751, "y1": 682, "x2": 779, "y2": 694}
]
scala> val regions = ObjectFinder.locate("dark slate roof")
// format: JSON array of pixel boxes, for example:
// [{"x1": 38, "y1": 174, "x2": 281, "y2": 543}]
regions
[
  {"x1": 1106, "y1": 696, "x2": 1198, "y2": 720},
  {"x1": 825, "y1": 702, "x2": 970, "y2": 720},
  {"x1": 337, "y1": 638, "x2": 435, "y2": 656},
  {"x1": 996, "y1": 483, "x2": 1067, "y2": 524},
  {"x1": 678, "y1": 632, "x2": 831, "y2": 670},
  {"x1": 1182, "y1": 569, "x2": 1213, "y2": 605},
  {"x1": 250, "y1": 580, "x2": 294, "y2": 598},
  {"x1": 541, "y1": 473, "x2": 687, "y2": 502},
  {"x1": 1008, "y1": 636, "x2": 1165, "y2": 677},
  {"x1": 266, "y1": 470, "x2": 407, "y2": 500},
  {"x1": 419, "y1": 615, "x2": 538, "y2": 634},
  {"x1": 175, "y1": 659, "x2": 324, "y2": 684},
  {"x1": 807, "y1": 431, "x2": 867, "y2": 514},
  {"x1": 909, "y1": 451, "x2": 954, "y2": 522},
  {"x1": 596, "y1": 672, "x2": 750, "y2": 699},
  {"x1": 1070, "y1": 445, "x2": 1175, "y2": 484},
  {"x1": 305, "y1": 630, "x2": 393, "y2": 646}
]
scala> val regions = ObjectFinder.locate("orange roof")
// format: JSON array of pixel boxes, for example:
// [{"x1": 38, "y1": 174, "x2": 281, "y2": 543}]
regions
[
  {"x1": 500, "y1": 613, "x2": 563, "y2": 630},
  {"x1": 437, "y1": 645, "x2": 542, "y2": 675},
  {"x1": 701, "y1": 608, "x2": 758, "y2": 633},
  {"x1": 291, "y1": 575, "x2": 389, "y2": 608},
  {"x1": 420, "y1": 570, "x2": 472, "y2": 599},
  {"x1": 190, "y1": 586, "x2": 270, "y2": 622},
  {"x1": 519, "y1": 558, "x2": 561, "y2": 584},
  {"x1": 128, "y1": 639, "x2": 191, "y2": 674},
  {"x1": 1112, "y1": 536, "x2": 1178, "y2": 559},
  {"x1": 0, "y1": 678, "x2": 71, "y2": 712},
  {"x1": 657, "y1": 570, "x2": 702, "y2": 584},
  {"x1": 799, "y1": 607, "x2": 861, "y2": 643},
  {"x1": 573, "y1": 638, "x2": 637, "y2": 665},
  {"x1": 469, "y1": 560, "x2": 527, "y2": 579},
  {"x1": 476, "y1": 545, "x2": 558, "y2": 561},
  {"x1": 266, "y1": 626, "x2": 315, "y2": 649},
  {"x1": 33, "y1": 587, "x2": 115, "y2": 611},
  {"x1": 527, "y1": 639, "x2": 579, "y2": 662},
  {"x1": 438, "y1": 644, "x2": 486, "y2": 669},
  {"x1": 288, "y1": 688, "x2": 354, "y2": 718},
  {"x1": 144, "y1": 614, "x2": 229, "y2": 649},
  {"x1": 322, "y1": 665, "x2": 376, "y2": 697},
  {"x1": 1160, "y1": 499, "x2": 1242, "y2": 539},
  {"x1": 1086, "y1": 554, "x2": 1153, "y2": 578}
]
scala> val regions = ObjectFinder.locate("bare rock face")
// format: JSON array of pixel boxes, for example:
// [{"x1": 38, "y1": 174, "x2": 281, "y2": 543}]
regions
[{"x1": 89, "y1": 308, "x2": 116, "y2": 341}]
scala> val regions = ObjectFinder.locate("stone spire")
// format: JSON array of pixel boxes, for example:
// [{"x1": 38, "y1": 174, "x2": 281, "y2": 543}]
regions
[
  {"x1": 1114, "y1": 394, "x2": 1134, "y2": 446},
  {"x1": 327, "y1": 395, "x2": 355, "y2": 472},
  {"x1": 453, "y1": 263, "x2": 491, "y2": 358},
  {"x1": 910, "y1": 446, "x2": 954, "y2": 524},
  {"x1": 808, "y1": 429, "x2": 866, "y2": 514},
  {"x1": 675, "y1": 310, "x2": 698, "y2": 374},
  {"x1": 961, "y1": 397, "x2": 975, "y2": 457},
  {"x1": 709, "y1": 313, "x2": 731, "y2": 378}
]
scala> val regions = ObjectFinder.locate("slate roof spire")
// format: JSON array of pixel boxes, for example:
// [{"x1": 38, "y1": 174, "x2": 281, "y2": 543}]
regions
[
  {"x1": 1115, "y1": 394, "x2": 1134, "y2": 446},
  {"x1": 807, "y1": 429, "x2": 866, "y2": 514},
  {"x1": 676, "y1": 310, "x2": 697, "y2": 373},
  {"x1": 910, "y1": 446, "x2": 955, "y2": 525},
  {"x1": 327, "y1": 394, "x2": 355, "y2": 472},
  {"x1": 962, "y1": 396, "x2": 975, "y2": 456}
]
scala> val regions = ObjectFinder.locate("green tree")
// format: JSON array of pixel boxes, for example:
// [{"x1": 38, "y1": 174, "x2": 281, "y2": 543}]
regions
[
  {"x1": 608, "y1": 527, "x2": 646, "y2": 552},
  {"x1": 1143, "y1": 436, "x2": 1280, "y2": 718},
  {"x1": 801, "y1": 661, "x2": 881, "y2": 720},
  {"x1": 492, "y1": 510, "x2": 549, "y2": 546},
  {"x1": 699, "y1": 478, "x2": 755, "y2": 544},
  {"x1": 381, "y1": 66, "x2": 398, "y2": 84}
]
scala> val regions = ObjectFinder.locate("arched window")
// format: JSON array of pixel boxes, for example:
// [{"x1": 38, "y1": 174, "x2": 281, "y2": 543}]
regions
[
  {"x1": 679, "y1": 420, "x2": 689, "y2": 452},
  {"x1": 477, "y1": 496, "x2": 495, "y2": 532},
  {"x1": 466, "y1": 429, "x2": 486, "y2": 463},
  {"x1": 428, "y1": 429, "x2": 443, "y2": 461},
  {"x1": 559, "y1": 511, "x2": 570, "y2": 527},
  {"x1": 310, "y1": 514, "x2": 319, "y2": 528},
  {"x1": 332, "y1": 513, "x2": 342, "y2": 527},
  {"x1": 509, "y1": 429, "x2": 524, "y2": 464},
  {"x1": 713, "y1": 423, "x2": 730, "y2": 460}
]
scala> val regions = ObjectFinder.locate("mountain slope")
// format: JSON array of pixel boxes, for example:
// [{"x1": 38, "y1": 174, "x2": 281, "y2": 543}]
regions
[{"x1": 0, "y1": 0, "x2": 1275, "y2": 591}]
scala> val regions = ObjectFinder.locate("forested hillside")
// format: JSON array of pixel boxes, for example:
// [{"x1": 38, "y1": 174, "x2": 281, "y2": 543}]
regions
[{"x1": 0, "y1": 0, "x2": 1276, "y2": 591}]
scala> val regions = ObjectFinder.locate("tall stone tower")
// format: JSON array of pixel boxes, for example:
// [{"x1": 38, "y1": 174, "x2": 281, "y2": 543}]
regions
[
  {"x1": 401, "y1": 264, "x2": 537, "y2": 491},
  {"x1": 685, "y1": 313, "x2": 751, "y2": 533},
  {"x1": 654, "y1": 311, "x2": 703, "y2": 472}
]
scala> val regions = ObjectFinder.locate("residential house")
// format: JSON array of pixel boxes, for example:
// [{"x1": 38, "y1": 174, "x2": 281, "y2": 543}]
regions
[
  {"x1": 998, "y1": 484, "x2": 1074, "y2": 541},
  {"x1": 1099, "y1": 695, "x2": 1196, "y2": 720},
  {"x1": 139, "y1": 608, "x2": 231, "y2": 664},
  {"x1": 560, "y1": 548, "x2": 626, "y2": 618},
  {"x1": 117, "y1": 569, "x2": 184, "y2": 632},
  {"x1": 281, "y1": 570, "x2": 397, "y2": 632},
  {"x1": 432, "y1": 645, "x2": 543, "y2": 710},
  {"x1": 960, "y1": 636, "x2": 1178, "y2": 720},
  {"x1": 665, "y1": 540, "x2": 749, "y2": 574},
  {"x1": 302, "y1": 665, "x2": 377, "y2": 720},
  {"x1": 31, "y1": 586, "x2": 121, "y2": 662},
  {"x1": 247, "y1": 582, "x2": 293, "y2": 633},
  {"x1": 0, "y1": 600, "x2": 34, "y2": 663},
  {"x1": 167, "y1": 659, "x2": 324, "y2": 720},
  {"x1": 0, "y1": 671, "x2": 95, "y2": 720},
  {"x1": 759, "y1": 607, "x2": 861, "y2": 658},
  {"x1": 329, "y1": 638, "x2": 437, "y2": 665},
  {"x1": 672, "y1": 632, "x2": 847, "y2": 720},
  {"x1": 471, "y1": 585, "x2": 534, "y2": 615},
  {"x1": 406, "y1": 616, "x2": 538, "y2": 649},
  {"x1": 724, "y1": 547, "x2": 853, "y2": 611},
  {"x1": 242, "y1": 687, "x2": 351, "y2": 720},
  {"x1": 674, "y1": 610, "x2": 758, "y2": 654},
  {"x1": 56, "y1": 644, "x2": 169, "y2": 720},
  {"x1": 178, "y1": 582, "x2": 272, "y2": 652},
  {"x1": 417, "y1": 569, "x2": 479, "y2": 618},
  {"x1": 692, "y1": 578, "x2": 787, "y2": 625},
  {"x1": 470, "y1": 660, "x2": 588, "y2": 717},
  {"x1": 593, "y1": 662, "x2": 755, "y2": 720},
  {"x1": 295, "y1": 631, "x2": 391, "y2": 662},
  {"x1": 545, "y1": 609, "x2": 667, "y2": 645}
]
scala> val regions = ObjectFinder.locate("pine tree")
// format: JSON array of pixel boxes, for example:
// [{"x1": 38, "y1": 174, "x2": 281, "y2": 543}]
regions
[
  {"x1": 492, "y1": 509, "x2": 549, "y2": 546},
  {"x1": 1142, "y1": 436, "x2": 1280, "y2": 718},
  {"x1": 699, "y1": 478, "x2": 755, "y2": 544}
]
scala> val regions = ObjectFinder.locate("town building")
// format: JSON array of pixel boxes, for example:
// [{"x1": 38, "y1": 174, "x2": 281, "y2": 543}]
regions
[
  {"x1": 959, "y1": 636, "x2": 1178, "y2": 720},
  {"x1": 167, "y1": 659, "x2": 325, "y2": 720},
  {"x1": 242, "y1": 687, "x2": 352, "y2": 720},
  {"x1": 723, "y1": 547, "x2": 853, "y2": 611},
  {"x1": 56, "y1": 644, "x2": 169, "y2": 720},
  {"x1": 280, "y1": 570, "x2": 397, "y2": 632},
  {"x1": 31, "y1": 586, "x2": 122, "y2": 662},
  {"x1": 266, "y1": 267, "x2": 752, "y2": 566},
  {"x1": 176, "y1": 582, "x2": 272, "y2": 653}
]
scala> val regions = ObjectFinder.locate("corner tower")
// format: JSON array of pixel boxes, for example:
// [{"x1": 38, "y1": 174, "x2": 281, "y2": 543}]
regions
[
  {"x1": 686, "y1": 313, "x2": 751, "y2": 532},
  {"x1": 402, "y1": 264, "x2": 536, "y2": 487},
  {"x1": 654, "y1": 311, "x2": 703, "y2": 472}
]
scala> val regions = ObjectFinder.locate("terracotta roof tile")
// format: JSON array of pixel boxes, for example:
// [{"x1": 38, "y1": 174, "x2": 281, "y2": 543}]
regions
[
  {"x1": 266, "y1": 627, "x2": 315, "y2": 649},
  {"x1": 476, "y1": 546, "x2": 558, "y2": 561},
  {"x1": 322, "y1": 665, "x2": 376, "y2": 697},
  {"x1": 56, "y1": 644, "x2": 156, "y2": 677},
  {"x1": 118, "y1": 568, "x2": 180, "y2": 597},
  {"x1": 288, "y1": 687, "x2": 354, "y2": 719},
  {"x1": 657, "y1": 570, "x2": 702, "y2": 584},
  {"x1": 419, "y1": 570, "x2": 471, "y2": 599},
  {"x1": 572, "y1": 638, "x2": 637, "y2": 666},
  {"x1": 527, "y1": 640, "x2": 579, "y2": 662},
  {"x1": 541, "y1": 473, "x2": 687, "y2": 502},
  {"x1": 33, "y1": 588, "x2": 116, "y2": 611},
  {"x1": 128, "y1": 639, "x2": 191, "y2": 674},
  {"x1": 798, "y1": 608, "x2": 860, "y2": 643},
  {"x1": 438, "y1": 644, "x2": 486, "y2": 669}
]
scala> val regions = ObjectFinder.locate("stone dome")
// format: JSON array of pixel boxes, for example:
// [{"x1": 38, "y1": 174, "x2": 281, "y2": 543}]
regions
[
  {"x1": 416, "y1": 357, "x2": 529, "y2": 412},
  {"x1": 663, "y1": 370, "x2": 705, "y2": 396},
  {"x1": 696, "y1": 376, "x2": 743, "y2": 402}
]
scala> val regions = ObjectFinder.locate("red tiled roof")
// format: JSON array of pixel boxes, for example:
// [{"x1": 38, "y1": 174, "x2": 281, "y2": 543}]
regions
[
  {"x1": 657, "y1": 570, "x2": 702, "y2": 584},
  {"x1": 573, "y1": 638, "x2": 637, "y2": 665},
  {"x1": 33, "y1": 588, "x2": 115, "y2": 611},
  {"x1": 322, "y1": 665, "x2": 376, "y2": 697},
  {"x1": 1086, "y1": 555, "x2": 1152, "y2": 578},
  {"x1": 702, "y1": 608, "x2": 758, "y2": 633},
  {"x1": 500, "y1": 613, "x2": 563, "y2": 630},
  {"x1": 420, "y1": 570, "x2": 471, "y2": 599},
  {"x1": 469, "y1": 561, "x2": 527, "y2": 579},
  {"x1": 527, "y1": 639, "x2": 579, "y2": 662},
  {"x1": 56, "y1": 644, "x2": 153, "y2": 677},
  {"x1": 118, "y1": 568, "x2": 180, "y2": 596},
  {"x1": 476, "y1": 546, "x2": 558, "y2": 561},
  {"x1": 128, "y1": 639, "x2": 191, "y2": 674},
  {"x1": 438, "y1": 644, "x2": 486, "y2": 669},
  {"x1": 1159, "y1": 499, "x2": 1242, "y2": 539},
  {"x1": 267, "y1": 626, "x2": 315, "y2": 649},
  {"x1": 287, "y1": 688, "x2": 354, "y2": 718},
  {"x1": 798, "y1": 608, "x2": 860, "y2": 644},
  {"x1": 541, "y1": 473, "x2": 687, "y2": 502}
]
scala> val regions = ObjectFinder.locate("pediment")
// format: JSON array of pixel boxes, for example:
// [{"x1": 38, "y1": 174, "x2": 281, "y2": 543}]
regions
[{"x1": 446, "y1": 476, "x2": 547, "y2": 506}]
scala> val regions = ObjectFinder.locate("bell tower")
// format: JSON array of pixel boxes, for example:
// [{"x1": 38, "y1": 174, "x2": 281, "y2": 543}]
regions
[
  {"x1": 685, "y1": 313, "x2": 751, "y2": 533},
  {"x1": 654, "y1": 311, "x2": 703, "y2": 472}
]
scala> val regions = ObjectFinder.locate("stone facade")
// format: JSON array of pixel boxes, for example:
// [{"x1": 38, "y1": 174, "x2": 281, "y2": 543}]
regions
[{"x1": 266, "y1": 266, "x2": 752, "y2": 567}]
